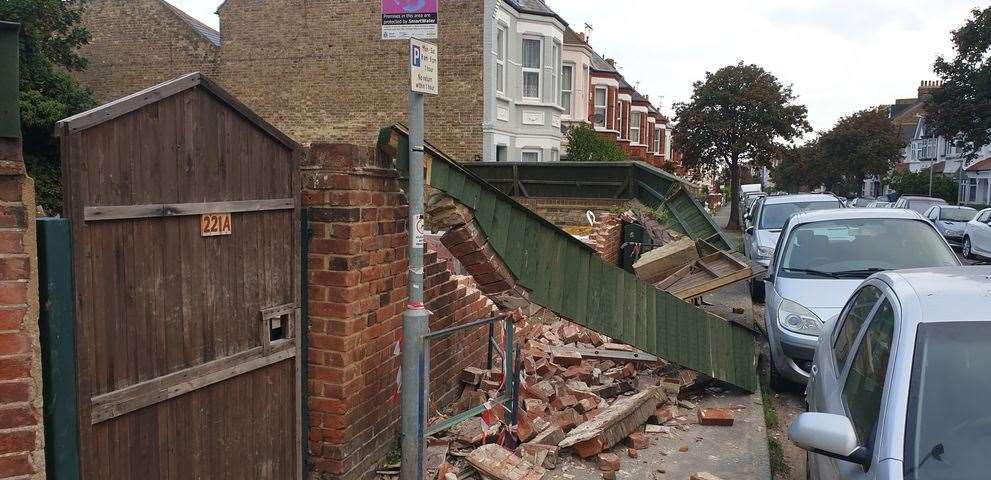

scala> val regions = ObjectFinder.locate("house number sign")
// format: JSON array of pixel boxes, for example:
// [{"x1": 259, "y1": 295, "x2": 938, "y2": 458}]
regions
[{"x1": 200, "y1": 213, "x2": 232, "y2": 237}]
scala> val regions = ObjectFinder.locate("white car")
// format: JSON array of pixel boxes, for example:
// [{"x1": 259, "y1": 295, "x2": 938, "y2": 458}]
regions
[
  {"x1": 790, "y1": 266, "x2": 991, "y2": 480},
  {"x1": 963, "y1": 208, "x2": 991, "y2": 260}
]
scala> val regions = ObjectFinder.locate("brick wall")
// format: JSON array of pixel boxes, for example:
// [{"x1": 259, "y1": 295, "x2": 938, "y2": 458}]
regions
[
  {"x1": 72, "y1": 0, "x2": 486, "y2": 161},
  {"x1": 513, "y1": 197, "x2": 625, "y2": 227},
  {"x1": 0, "y1": 139, "x2": 44, "y2": 479},
  {"x1": 302, "y1": 144, "x2": 492, "y2": 479},
  {"x1": 73, "y1": 0, "x2": 220, "y2": 103},
  {"x1": 586, "y1": 213, "x2": 622, "y2": 265}
]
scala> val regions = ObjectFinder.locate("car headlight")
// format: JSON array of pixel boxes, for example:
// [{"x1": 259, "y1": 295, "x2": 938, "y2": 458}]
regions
[
  {"x1": 756, "y1": 246, "x2": 775, "y2": 259},
  {"x1": 778, "y1": 299, "x2": 822, "y2": 336}
]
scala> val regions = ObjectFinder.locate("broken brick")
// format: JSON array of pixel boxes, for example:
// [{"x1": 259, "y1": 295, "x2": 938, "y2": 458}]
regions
[
  {"x1": 624, "y1": 432, "x2": 648, "y2": 450},
  {"x1": 627, "y1": 448, "x2": 638, "y2": 459},
  {"x1": 690, "y1": 473, "x2": 725, "y2": 480},
  {"x1": 466, "y1": 444, "x2": 547, "y2": 480},
  {"x1": 550, "y1": 408, "x2": 580, "y2": 431},
  {"x1": 698, "y1": 408, "x2": 734, "y2": 426},
  {"x1": 651, "y1": 405, "x2": 679, "y2": 424},
  {"x1": 527, "y1": 425, "x2": 565, "y2": 447},
  {"x1": 552, "y1": 350, "x2": 583, "y2": 368},
  {"x1": 597, "y1": 452, "x2": 620, "y2": 471},
  {"x1": 460, "y1": 367, "x2": 487, "y2": 385},
  {"x1": 519, "y1": 443, "x2": 559, "y2": 470},
  {"x1": 549, "y1": 394, "x2": 577, "y2": 411}
]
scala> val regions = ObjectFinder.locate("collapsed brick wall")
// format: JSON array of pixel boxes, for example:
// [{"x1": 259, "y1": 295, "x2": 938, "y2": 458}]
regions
[
  {"x1": 586, "y1": 213, "x2": 623, "y2": 265},
  {"x1": 513, "y1": 197, "x2": 625, "y2": 227},
  {"x1": 0, "y1": 139, "x2": 44, "y2": 479},
  {"x1": 303, "y1": 144, "x2": 493, "y2": 479},
  {"x1": 73, "y1": 0, "x2": 220, "y2": 103}
]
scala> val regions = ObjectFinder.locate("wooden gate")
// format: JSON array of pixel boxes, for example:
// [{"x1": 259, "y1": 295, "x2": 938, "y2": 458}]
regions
[{"x1": 55, "y1": 73, "x2": 301, "y2": 479}]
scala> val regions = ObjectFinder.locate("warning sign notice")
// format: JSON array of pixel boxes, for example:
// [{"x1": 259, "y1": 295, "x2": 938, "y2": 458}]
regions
[{"x1": 381, "y1": 0, "x2": 438, "y2": 40}]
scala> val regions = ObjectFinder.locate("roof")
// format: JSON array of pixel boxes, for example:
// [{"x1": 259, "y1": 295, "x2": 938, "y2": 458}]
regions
[
  {"x1": 160, "y1": 0, "x2": 220, "y2": 46},
  {"x1": 502, "y1": 0, "x2": 567, "y2": 26},
  {"x1": 56, "y1": 72, "x2": 297, "y2": 150},
  {"x1": 966, "y1": 156, "x2": 991, "y2": 172},
  {"x1": 898, "y1": 123, "x2": 916, "y2": 144},
  {"x1": 588, "y1": 48, "x2": 617, "y2": 74},
  {"x1": 762, "y1": 193, "x2": 843, "y2": 205},
  {"x1": 877, "y1": 267, "x2": 991, "y2": 324},
  {"x1": 563, "y1": 27, "x2": 586, "y2": 46},
  {"x1": 788, "y1": 207, "x2": 925, "y2": 224}
]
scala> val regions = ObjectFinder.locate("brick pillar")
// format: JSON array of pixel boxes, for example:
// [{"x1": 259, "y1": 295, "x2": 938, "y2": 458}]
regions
[
  {"x1": 303, "y1": 144, "x2": 491, "y2": 480},
  {"x1": 0, "y1": 137, "x2": 44, "y2": 479},
  {"x1": 587, "y1": 213, "x2": 623, "y2": 265}
]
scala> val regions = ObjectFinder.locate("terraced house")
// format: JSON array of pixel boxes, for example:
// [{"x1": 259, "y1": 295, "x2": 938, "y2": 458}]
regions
[{"x1": 71, "y1": 0, "x2": 677, "y2": 168}]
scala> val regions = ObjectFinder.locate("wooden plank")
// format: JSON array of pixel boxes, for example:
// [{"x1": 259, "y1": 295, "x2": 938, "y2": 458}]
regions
[
  {"x1": 90, "y1": 343, "x2": 295, "y2": 424},
  {"x1": 84, "y1": 198, "x2": 294, "y2": 221},
  {"x1": 57, "y1": 73, "x2": 202, "y2": 135}
]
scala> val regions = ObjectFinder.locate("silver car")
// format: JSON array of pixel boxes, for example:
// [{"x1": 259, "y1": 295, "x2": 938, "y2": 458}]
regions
[
  {"x1": 892, "y1": 195, "x2": 946, "y2": 215},
  {"x1": 922, "y1": 205, "x2": 976, "y2": 248},
  {"x1": 764, "y1": 209, "x2": 960, "y2": 385},
  {"x1": 963, "y1": 208, "x2": 991, "y2": 260},
  {"x1": 745, "y1": 194, "x2": 844, "y2": 302},
  {"x1": 790, "y1": 266, "x2": 991, "y2": 480}
]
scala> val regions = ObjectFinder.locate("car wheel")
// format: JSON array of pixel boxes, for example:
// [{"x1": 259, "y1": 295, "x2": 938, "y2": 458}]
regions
[
  {"x1": 963, "y1": 237, "x2": 973, "y2": 259},
  {"x1": 750, "y1": 278, "x2": 765, "y2": 304}
]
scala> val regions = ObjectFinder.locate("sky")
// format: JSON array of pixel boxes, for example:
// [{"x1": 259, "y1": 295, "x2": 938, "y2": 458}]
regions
[{"x1": 164, "y1": 0, "x2": 983, "y2": 132}]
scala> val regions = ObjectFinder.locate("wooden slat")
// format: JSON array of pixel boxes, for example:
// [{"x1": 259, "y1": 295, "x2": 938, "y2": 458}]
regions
[
  {"x1": 90, "y1": 342, "x2": 295, "y2": 424},
  {"x1": 84, "y1": 198, "x2": 294, "y2": 221}
]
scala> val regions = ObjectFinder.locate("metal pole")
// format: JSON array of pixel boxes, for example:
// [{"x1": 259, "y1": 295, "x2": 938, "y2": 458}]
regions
[{"x1": 401, "y1": 89, "x2": 429, "y2": 480}]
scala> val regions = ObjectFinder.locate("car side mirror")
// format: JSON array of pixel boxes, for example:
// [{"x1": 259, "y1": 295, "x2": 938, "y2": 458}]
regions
[
  {"x1": 746, "y1": 227, "x2": 755, "y2": 235},
  {"x1": 788, "y1": 413, "x2": 870, "y2": 466}
]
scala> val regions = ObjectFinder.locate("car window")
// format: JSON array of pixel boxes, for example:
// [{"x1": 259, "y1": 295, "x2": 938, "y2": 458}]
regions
[
  {"x1": 833, "y1": 286, "x2": 883, "y2": 369},
  {"x1": 903, "y1": 322, "x2": 991, "y2": 479},
  {"x1": 926, "y1": 207, "x2": 937, "y2": 220},
  {"x1": 842, "y1": 298, "x2": 895, "y2": 443},
  {"x1": 778, "y1": 219, "x2": 959, "y2": 279},
  {"x1": 980, "y1": 211, "x2": 991, "y2": 223},
  {"x1": 758, "y1": 200, "x2": 842, "y2": 230},
  {"x1": 938, "y1": 207, "x2": 976, "y2": 222}
]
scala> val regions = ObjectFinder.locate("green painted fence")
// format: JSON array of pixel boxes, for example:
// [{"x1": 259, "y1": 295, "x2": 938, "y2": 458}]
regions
[{"x1": 380, "y1": 126, "x2": 758, "y2": 392}]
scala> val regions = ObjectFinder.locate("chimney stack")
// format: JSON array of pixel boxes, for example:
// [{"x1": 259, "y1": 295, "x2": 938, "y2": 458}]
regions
[{"x1": 605, "y1": 58, "x2": 615, "y2": 66}]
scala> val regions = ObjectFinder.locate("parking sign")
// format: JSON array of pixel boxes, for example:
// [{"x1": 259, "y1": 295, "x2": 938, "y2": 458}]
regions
[{"x1": 410, "y1": 38, "x2": 438, "y2": 95}]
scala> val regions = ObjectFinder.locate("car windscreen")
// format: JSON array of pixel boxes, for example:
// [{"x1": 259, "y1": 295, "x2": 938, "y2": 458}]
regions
[
  {"x1": 938, "y1": 208, "x2": 976, "y2": 222},
  {"x1": 777, "y1": 219, "x2": 959, "y2": 279},
  {"x1": 904, "y1": 322, "x2": 991, "y2": 480},
  {"x1": 906, "y1": 199, "x2": 946, "y2": 214},
  {"x1": 758, "y1": 200, "x2": 841, "y2": 230}
]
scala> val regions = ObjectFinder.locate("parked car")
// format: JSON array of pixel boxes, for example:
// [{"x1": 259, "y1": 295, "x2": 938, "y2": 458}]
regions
[
  {"x1": 740, "y1": 191, "x2": 767, "y2": 226},
  {"x1": 963, "y1": 207, "x2": 991, "y2": 260},
  {"x1": 846, "y1": 198, "x2": 872, "y2": 208},
  {"x1": 763, "y1": 209, "x2": 960, "y2": 386},
  {"x1": 789, "y1": 266, "x2": 991, "y2": 480},
  {"x1": 923, "y1": 205, "x2": 977, "y2": 248},
  {"x1": 893, "y1": 195, "x2": 946, "y2": 215},
  {"x1": 744, "y1": 194, "x2": 844, "y2": 302},
  {"x1": 865, "y1": 201, "x2": 891, "y2": 208}
]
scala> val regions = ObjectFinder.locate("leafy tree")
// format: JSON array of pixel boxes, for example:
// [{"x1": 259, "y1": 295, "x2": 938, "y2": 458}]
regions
[
  {"x1": 816, "y1": 107, "x2": 904, "y2": 196},
  {"x1": 1, "y1": 0, "x2": 95, "y2": 213},
  {"x1": 771, "y1": 143, "x2": 819, "y2": 193},
  {"x1": 887, "y1": 169, "x2": 959, "y2": 204},
  {"x1": 926, "y1": 7, "x2": 991, "y2": 158},
  {"x1": 565, "y1": 124, "x2": 627, "y2": 162},
  {"x1": 673, "y1": 62, "x2": 810, "y2": 229}
]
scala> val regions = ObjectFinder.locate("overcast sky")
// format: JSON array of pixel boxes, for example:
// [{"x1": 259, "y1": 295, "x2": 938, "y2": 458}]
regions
[{"x1": 165, "y1": 0, "x2": 981, "y2": 132}]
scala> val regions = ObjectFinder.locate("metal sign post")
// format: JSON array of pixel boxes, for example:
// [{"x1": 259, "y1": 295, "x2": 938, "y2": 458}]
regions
[{"x1": 401, "y1": 37, "x2": 438, "y2": 480}]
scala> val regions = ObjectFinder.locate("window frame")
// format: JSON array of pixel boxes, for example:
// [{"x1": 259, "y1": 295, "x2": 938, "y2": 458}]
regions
[
  {"x1": 521, "y1": 149, "x2": 541, "y2": 163},
  {"x1": 652, "y1": 126, "x2": 662, "y2": 153},
  {"x1": 550, "y1": 41, "x2": 561, "y2": 104},
  {"x1": 495, "y1": 24, "x2": 508, "y2": 95},
  {"x1": 617, "y1": 100, "x2": 624, "y2": 137},
  {"x1": 521, "y1": 37, "x2": 543, "y2": 101},
  {"x1": 629, "y1": 111, "x2": 642, "y2": 144},
  {"x1": 593, "y1": 86, "x2": 608, "y2": 128},
  {"x1": 560, "y1": 62, "x2": 574, "y2": 115},
  {"x1": 831, "y1": 285, "x2": 885, "y2": 373}
]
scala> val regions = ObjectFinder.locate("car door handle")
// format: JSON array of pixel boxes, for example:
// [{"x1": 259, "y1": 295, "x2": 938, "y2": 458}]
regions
[{"x1": 810, "y1": 364, "x2": 818, "y2": 377}]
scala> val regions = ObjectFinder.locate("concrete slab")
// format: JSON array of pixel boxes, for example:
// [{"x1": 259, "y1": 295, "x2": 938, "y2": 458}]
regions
[{"x1": 548, "y1": 391, "x2": 771, "y2": 480}]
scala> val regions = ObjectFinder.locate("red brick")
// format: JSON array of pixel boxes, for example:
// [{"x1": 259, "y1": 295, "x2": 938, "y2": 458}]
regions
[
  {"x1": 0, "y1": 308, "x2": 24, "y2": 331},
  {"x1": 0, "y1": 357, "x2": 29, "y2": 381},
  {"x1": 0, "y1": 333, "x2": 27, "y2": 355},
  {"x1": 0, "y1": 406, "x2": 34, "y2": 429},
  {"x1": 0, "y1": 453, "x2": 31, "y2": 476},
  {"x1": 698, "y1": 408, "x2": 734, "y2": 426},
  {"x1": 0, "y1": 232, "x2": 23, "y2": 254},
  {"x1": 597, "y1": 452, "x2": 620, "y2": 471},
  {"x1": 0, "y1": 382, "x2": 29, "y2": 403},
  {"x1": 0, "y1": 282, "x2": 26, "y2": 305}
]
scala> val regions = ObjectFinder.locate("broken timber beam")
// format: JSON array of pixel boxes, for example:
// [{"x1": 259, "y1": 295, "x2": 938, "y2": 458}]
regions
[
  {"x1": 545, "y1": 345, "x2": 659, "y2": 363},
  {"x1": 559, "y1": 386, "x2": 662, "y2": 458}
]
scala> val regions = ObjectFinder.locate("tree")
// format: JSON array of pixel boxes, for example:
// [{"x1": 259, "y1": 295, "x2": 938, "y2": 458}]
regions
[
  {"x1": 926, "y1": 7, "x2": 991, "y2": 158},
  {"x1": 771, "y1": 143, "x2": 820, "y2": 193},
  {"x1": 1, "y1": 0, "x2": 95, "y2": 213},
  {"x1": 673, "y1": 62, "x2": 810, "y2": 229},
  {"x1": 816, "y1": 107, "x2": 904, "y2": 197},
  {"x1": 887, "y1": 169, "x2": 959, "y2": 204},
  {"x1": 565, "y1": 124, "x2": 627, "y2": 162}
]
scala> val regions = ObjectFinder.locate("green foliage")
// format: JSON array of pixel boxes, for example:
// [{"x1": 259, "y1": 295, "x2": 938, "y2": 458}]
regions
[
  {"x1": 771, "y1": 143, "x2": 818, "y2": 193},
  {"x1": 927, "y1": 7, "x2": 991, "y2": 159},
  {"x1": 816, "y1": 107, "x2": 904, "y2": 196},
  {"x1": 565, "y1": 124, "x2": 627, "y2": 162},
  {"x1": 673, "y1": 62, "x2": 810, "y2": 228},
  {"x1": 887, "y1": 170, "x2": 959, "y2": 204},
  {"x1": 1, "y1": 0, "x2": 96, "y2": 213}
]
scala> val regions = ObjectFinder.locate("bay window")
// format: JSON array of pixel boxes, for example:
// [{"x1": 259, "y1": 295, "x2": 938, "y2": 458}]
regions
[
  {"x1": 550, "y1": 42, "x2": 561, "y2": 104},
  {"x1": 593, "y1": 87, "x2": 607, "y2": 128},
  {"x1": 561, "y1": 63, "x2": 574, "y2": 114},
  {"x1": 495, "y1": 26, "x2": 507, "y2": 95},
  {"x1": 630, "y1": 111, "x2": 641, "y2": 144},
  {"x1": 652, "y1": 126, "x2": 662, "y2": 152},
  {"x1": 522, "y1": 38, "x2": 542, "y2": 100}
]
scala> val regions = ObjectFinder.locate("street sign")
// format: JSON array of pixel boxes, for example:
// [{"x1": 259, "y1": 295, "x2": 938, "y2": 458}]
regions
[
  {"x1": 410, "y1": 38, "x2": 438, "y2": 95},
  {"x1": 381, "y1": 0, "x2": 438, "y2": 40}
]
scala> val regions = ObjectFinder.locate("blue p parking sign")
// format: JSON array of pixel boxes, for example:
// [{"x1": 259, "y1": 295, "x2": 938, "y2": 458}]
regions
[{"x1": 411, "y1": 45, "x2": 421, "y2": 67}]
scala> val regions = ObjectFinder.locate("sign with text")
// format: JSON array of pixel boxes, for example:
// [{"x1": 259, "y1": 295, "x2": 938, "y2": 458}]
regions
[
  {"x1": 381, "y1": 0, "x2": 437, "y2": 40},
  {"x1": 200, "y1": 213, "x2": 232, "y2": 237},
  {"x1": 410, "y1": 38, "x2": 438, "y2": 95}
]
